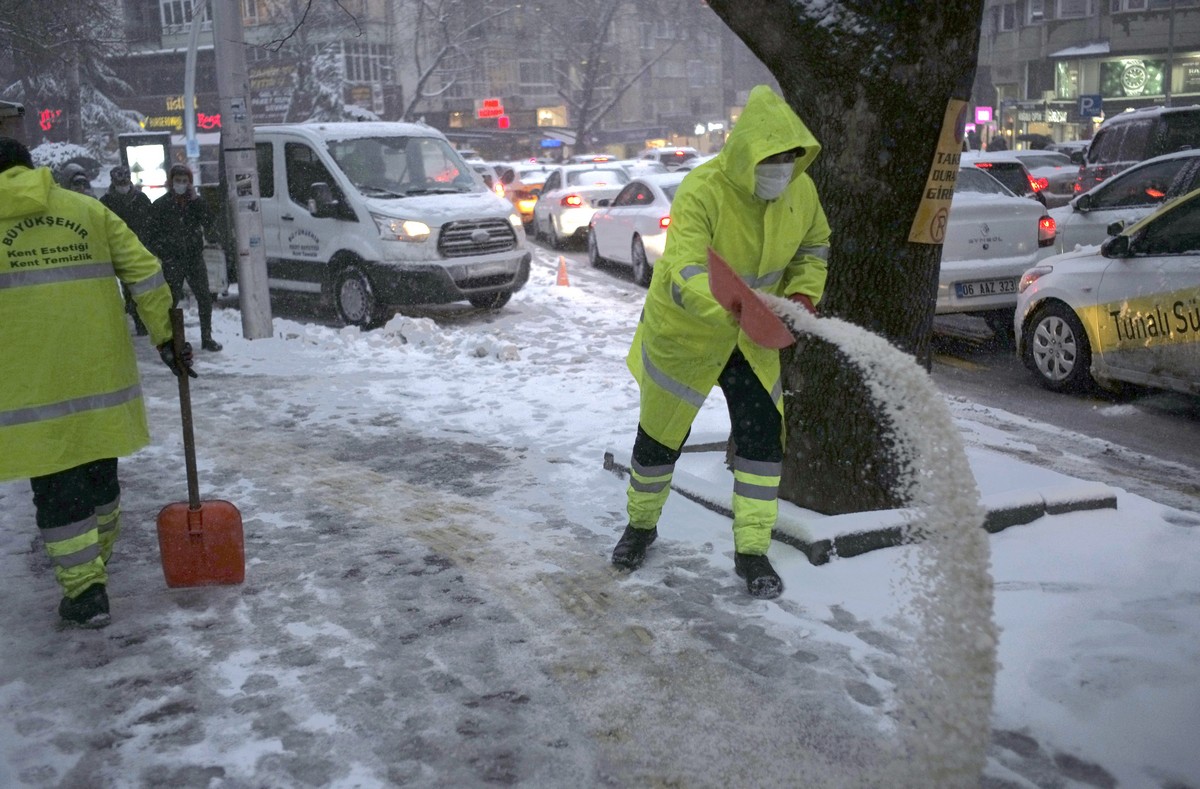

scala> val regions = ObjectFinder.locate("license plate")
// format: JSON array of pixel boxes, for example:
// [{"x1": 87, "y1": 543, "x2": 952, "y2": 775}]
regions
[{"x1": 955, "y1": 277, "x2": 1018, "y2": 298}]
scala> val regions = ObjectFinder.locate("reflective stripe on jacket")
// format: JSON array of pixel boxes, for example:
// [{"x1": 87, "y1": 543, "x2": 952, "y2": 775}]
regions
[
  {"x1": 627, "y1": 85, "x2": 831, "y2": 449},
  {"x1": 0, "y1": 166, "x2": 174, "y2": 481}
]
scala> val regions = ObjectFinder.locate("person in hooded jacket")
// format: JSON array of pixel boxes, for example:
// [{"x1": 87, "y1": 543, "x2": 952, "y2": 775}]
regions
[
  {"x1": 611, "y1": 85, "x2": 830, "y2": 599},
  {"x1": 101, "y1": 165, "x2": 153, "y2": 336},
  {"x1": 146, "y1": 163, "x2": 222, "y2": 352},
  {"x1": 58, "y1": 162, "x2": 93, "y2": 196},
  {"x1": 0, "y1": 137, "x2": 194, "y2": 628}
]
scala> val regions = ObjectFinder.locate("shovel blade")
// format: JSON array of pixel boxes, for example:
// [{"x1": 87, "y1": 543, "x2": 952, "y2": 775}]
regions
[
  {"x1": 156, "y1": 500, "x2": 245, "y2": 588},
  {"x1": 707, "y1": 247, "x2": 795, "y2": 349}
]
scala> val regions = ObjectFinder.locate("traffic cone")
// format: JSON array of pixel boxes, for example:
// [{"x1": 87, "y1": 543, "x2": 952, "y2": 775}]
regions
[{"x1": 556, "y1": 256, "x2": 570, "y2": 286}]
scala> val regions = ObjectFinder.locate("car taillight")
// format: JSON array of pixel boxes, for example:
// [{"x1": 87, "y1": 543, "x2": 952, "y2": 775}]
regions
[
  {"x1": 973, "y1": 162, "x2": 993, "y2": 169},
  {"x1": 659, "y1": 216, "x2": 670, "y2": 229},
  {"x1": 1031, "y1": 176, "x2": 1048, "y2": 192},
  {"x1": 493, "y1": 182, "x2": 506, "y2": 198},
  {"x1": 562, "y1": 194, "x2": 584, "y2": 207},
  {"x1": 1038, "y1": 215, "x2": 1056, "y2": 247}
]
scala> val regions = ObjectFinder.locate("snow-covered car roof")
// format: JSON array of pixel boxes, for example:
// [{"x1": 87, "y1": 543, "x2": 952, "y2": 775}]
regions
[{"x1": 255, "y1": 121, "x2": 446, "y2": 143}]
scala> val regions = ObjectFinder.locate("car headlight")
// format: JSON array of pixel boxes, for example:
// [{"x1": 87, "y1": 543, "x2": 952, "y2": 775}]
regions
[
  {"x1": 508, "y1": 212, "x2": 522, "y2": 229},
  {"x1": 1018, "y1": 265, "x2": 1053, "y2": 294},
  {"x1": 371, "y1": 213, "x2": 430, "y2": 242}
]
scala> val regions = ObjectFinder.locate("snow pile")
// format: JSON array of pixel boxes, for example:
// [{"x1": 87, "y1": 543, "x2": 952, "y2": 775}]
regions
[{"x1": 776, "y1": 298, "x2": 997, "y2": 784}]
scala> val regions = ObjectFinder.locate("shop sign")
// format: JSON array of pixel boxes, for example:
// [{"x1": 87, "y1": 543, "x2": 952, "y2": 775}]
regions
[
  {"x1": 1099, "y1": 58, "x2": 1166, "y2": 98},
  {"x1": 1183, "y1": 62, "x2": 1200, "y2": 92}
]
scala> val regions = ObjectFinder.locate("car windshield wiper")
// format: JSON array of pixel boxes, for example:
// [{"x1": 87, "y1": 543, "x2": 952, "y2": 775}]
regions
[
  {"x1": 357, "y1": 185, "x2": 406, "y2": 198},
  {"x1": 402, "y1": 186, "x2": 469, "y2": 195}
]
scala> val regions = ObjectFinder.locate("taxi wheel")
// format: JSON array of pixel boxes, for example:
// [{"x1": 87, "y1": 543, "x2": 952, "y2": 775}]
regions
[
  {"x1": 587, "y1": 229, "x2": 604, "y2": 267},
  {"x1": 335, "y1": 265, "x2": 380, "y2": 328},
  {"x1": 631, "y1": 236, "x2": 652, "y2": 288},
  {"x1": 1024, "y1": 302, "x2": 1093, "y2": 392}
]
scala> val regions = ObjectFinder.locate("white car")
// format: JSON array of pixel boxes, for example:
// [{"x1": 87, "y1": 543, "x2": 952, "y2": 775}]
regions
[
  {"x1": 1016, "y1": 185, "x2": 1200, "y2": 395},
  {"x1": 938, "y1": 166, "x2": 1056, "y2": 337},
  {"x1": 636, "y1": 146, "x2": 700, "y2": 171},
  {"x1": 1040, "y1": 149, "x2": 1200, "y2": 259},
  {"x1": 586, "y1": 172, "x2": 687, "y2": 286},
  {"x1": 530, "y1": 163, "x2": 630, "y2": 248}
]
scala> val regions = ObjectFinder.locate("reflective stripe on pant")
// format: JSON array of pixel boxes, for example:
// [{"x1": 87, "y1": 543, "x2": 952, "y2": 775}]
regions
[
  {"x1": 626, "y1": 425, "x2": 684, "y2": 529},
  {"x1": 29, "y1": 458, "x2": 119, "y2": 598},
  {"x1": 732, "y1": 457, "x2": 781, "y2": 554},
  {"x1": 96, "y1": 495, "x2": 121, "y2": 563}
]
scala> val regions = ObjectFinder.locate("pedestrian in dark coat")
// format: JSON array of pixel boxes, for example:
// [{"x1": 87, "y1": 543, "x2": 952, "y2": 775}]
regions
[
  {"x1": 101, "y1": 165, "x2": 153, "y2": 336},
  {"x1": 147, "y1": 163, "x2": 223, "y2": 351}
]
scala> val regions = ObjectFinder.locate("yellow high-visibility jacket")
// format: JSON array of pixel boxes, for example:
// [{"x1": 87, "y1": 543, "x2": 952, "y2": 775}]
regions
[
  {"x1": 0, "y1": 166, "x2": 174, "y2": 481},
  {"x1": 627, "y1": 85, "x2": 831, "y2": 449}
]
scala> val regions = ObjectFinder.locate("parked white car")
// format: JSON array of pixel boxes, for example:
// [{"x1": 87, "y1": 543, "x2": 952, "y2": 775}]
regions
[
  {"x1": 1015, "y1": 185, "x2": 1200, "y2": 395},
  {"x1": 586, "y1": 172, "x2": 687, "y2": 286},
  {"x1": 938, "y1": 166, "x2": 1057, "y2": 337},
  {"x1": 530, "y1": 163, "x2": 630, "y2": 248},
  {"x1": 1040, "y1": 149, "x2": 1200, "y2": 259}
]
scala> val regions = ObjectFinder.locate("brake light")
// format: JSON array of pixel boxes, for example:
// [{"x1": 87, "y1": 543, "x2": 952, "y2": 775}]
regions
[
  {"x1": 1038, "y1": 215, "x2": 1056, "y2": 247},
  {"x1": 1031, "y1": 176, "x2": 1048, "y2": 192},
  {"x1": 1146, "y1": 186, "x2": 1166, "y2": 199},
  {"x1": 562, "y1": 194, "x2": 584, "y2": 207},
  {"x1": 973, "y1": 162, "x2": 993, "y2": 169},
  {"x1": 659, "y1": 216, "x2": 671, "y2": 229}
]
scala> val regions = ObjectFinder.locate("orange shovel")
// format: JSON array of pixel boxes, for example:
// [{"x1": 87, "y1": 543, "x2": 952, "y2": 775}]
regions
[
  {"x1": 156, "y1": 308, "x2": 245, "y2": 588},
  {"x1": 707, "y1": 248, "x2": 796, "y2": 349}
]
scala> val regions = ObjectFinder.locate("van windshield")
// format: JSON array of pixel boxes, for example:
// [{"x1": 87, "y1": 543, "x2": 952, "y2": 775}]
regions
[{"x1": 327, "y1": 136, "x2": 480, "y2": 197}]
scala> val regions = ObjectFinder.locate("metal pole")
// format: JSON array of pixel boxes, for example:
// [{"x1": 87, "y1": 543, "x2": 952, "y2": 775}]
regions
[
  {"x1": 1166, "y1": 0, "x2": 1177, "y2": 108},
  {"x1": 183, "y1": 0, "x2": 208, "y2": 175},
  {"x1": 211, "y1": 0, "x2": 273, "y2": 340}
]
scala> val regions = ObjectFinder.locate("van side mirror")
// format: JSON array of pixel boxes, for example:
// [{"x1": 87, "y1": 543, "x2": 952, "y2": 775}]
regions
[
  {"x1": 1075, "y1": 193, "x2": 1093, "y2": 212},
  {"x1": 308, "y1": 181, "x2": 338, "y2": 218},
  {"x1": 1106, "y1": 220, "x2": 1125, "y2": 237}
]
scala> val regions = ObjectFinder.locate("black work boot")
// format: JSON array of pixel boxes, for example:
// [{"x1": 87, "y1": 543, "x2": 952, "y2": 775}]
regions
[
  {"x1": 734, "y1": 553, "x2": 783, "y2": 599},
  {"x1": 201, "y1": 336, "x2": 222, "y2": 352},
  {"x1": 611, "y1": 525, "x2": 657, "y2": 570},
  {"x1": 58, "y1": 583, "x2": 111, "y2": 629}
]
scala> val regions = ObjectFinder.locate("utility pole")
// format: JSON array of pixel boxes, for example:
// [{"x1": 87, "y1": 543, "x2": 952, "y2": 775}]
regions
[{"x1": 211, "y1": 0, "x2": 273, "y2": 339}]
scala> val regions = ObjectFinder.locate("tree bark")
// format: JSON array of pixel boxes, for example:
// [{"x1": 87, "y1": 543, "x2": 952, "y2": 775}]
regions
[{"x1": 706, "y1": 1, "x2": 984, "y2": 513}]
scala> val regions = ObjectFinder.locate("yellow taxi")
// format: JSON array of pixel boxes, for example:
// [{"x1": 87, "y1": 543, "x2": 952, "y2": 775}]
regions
[{"x1": 1015, "y1": 186, "x2": 1200, "y2": 395}]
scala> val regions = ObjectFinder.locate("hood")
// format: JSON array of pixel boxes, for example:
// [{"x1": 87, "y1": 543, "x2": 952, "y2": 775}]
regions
[
  {"x1": 717, "y1": 85, "x2": 821, "y2": 195},
  {"x1": 361, "y1": 190, "x2": 514, "y2": 223},
  {"x1": 0, "y1": 166, "x2": 54, "y2": 220}
]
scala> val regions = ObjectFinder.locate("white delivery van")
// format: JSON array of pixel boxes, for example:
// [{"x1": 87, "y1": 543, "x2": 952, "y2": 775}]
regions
[{"x1": 252, "y1": 122, "x2": 530, "y2": 326}]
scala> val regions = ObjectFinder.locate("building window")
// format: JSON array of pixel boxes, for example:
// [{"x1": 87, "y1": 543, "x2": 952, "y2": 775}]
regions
[
  {"x1": 343, "y1": 42, "x2": 393, "y2": 83},
  {"x1": 1110, "y1": 0, "x2": 1148, "y2": 10},
  {"x1": 242, "y1": 0, "x2": 259, "y2": 24},
  {"x1": 1027, "y1": 0, "x2": 1046, "y2": 23},
  {"x1": 159, "y1": 0, "x2": 211, "y2": 34},
  {"x1": 999, "y1": 3, "x2": 1017, "y2": 31},
  {"x1": 1055, "y1": 0, "x2": 1095, "y2": 18}
]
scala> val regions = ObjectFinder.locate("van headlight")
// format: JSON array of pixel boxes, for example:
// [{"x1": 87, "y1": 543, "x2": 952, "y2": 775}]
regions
[
  {"x1": 371, "y1": 213, "x2": 431, "y2": 242},
  {"x1": 508, "y1": 212, "x2": 522, "y2": 229}
]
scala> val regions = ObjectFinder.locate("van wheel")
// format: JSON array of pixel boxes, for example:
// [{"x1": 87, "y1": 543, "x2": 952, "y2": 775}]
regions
[
  {"x1": 468, "y1": 291, "x2": 512, "y2": 310},
  {"x1": 1023, "y1": 302, "x2": 1093, "y2": 392},
  {"x1": 335, "y1": 265, "x2": 379, "y2": 328},
  {"x1": 631, "y1": 236, "x2": 651, "y2": 287}
]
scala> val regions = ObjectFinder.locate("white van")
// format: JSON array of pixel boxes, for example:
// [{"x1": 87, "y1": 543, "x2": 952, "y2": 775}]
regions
[{"x1": 253, "y1": 122, "x2": 529, "y2": 326}]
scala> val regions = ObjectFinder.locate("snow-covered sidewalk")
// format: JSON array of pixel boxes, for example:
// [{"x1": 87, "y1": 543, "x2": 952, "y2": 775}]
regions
[{"x1": 2, "y1": 250, "x2": 1197, "y2": 787}]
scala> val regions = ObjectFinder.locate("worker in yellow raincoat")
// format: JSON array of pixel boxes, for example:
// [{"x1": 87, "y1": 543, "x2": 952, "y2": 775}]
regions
[
  {"x1": 612, "y1": 86, "x2": 830, "y2": 599},
  {"x1": 0, "y1": 137, "x2": 193, "y2": 628}
]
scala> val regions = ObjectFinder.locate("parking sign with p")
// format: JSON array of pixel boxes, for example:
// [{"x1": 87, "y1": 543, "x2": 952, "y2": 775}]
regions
[{"x1": 1079, "y1": 94, "x2": 1103, "y2": 118}]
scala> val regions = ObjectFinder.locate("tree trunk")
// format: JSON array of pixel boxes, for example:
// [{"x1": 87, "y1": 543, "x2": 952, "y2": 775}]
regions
[{"x1": 706, "y1": 1, "x2": 984, "y2": 514}]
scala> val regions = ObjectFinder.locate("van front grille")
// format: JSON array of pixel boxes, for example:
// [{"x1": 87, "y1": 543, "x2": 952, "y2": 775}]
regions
[{"x1": 438, "y1": 219, "x2": 517, "y2": 258}]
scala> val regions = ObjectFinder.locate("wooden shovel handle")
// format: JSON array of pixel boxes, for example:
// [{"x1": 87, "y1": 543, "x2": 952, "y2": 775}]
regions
[{"x1": 169, "y1": 308, "x2": 201, "y2": 510}]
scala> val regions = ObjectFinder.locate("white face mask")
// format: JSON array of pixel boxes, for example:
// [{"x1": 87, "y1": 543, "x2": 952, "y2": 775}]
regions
[
  {"x1": 754, "y1": 162, "x2": 794, "y2": 201},
  {"x1": 115, "y1": 184, "x2": 131, "y2": 195},
  {"x1": 172, "y1": 181, "x2": 190, "y2": 195}
]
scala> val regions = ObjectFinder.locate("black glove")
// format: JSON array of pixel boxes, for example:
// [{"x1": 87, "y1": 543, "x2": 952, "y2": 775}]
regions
[{"x1": 158, "y1": 339, "x2": 197, "y2": 378}]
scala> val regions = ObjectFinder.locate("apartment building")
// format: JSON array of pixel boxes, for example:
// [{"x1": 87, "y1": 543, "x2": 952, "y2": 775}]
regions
[{"x1": 975, "y1": 0, "x2": 1200, "y2": 147}]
